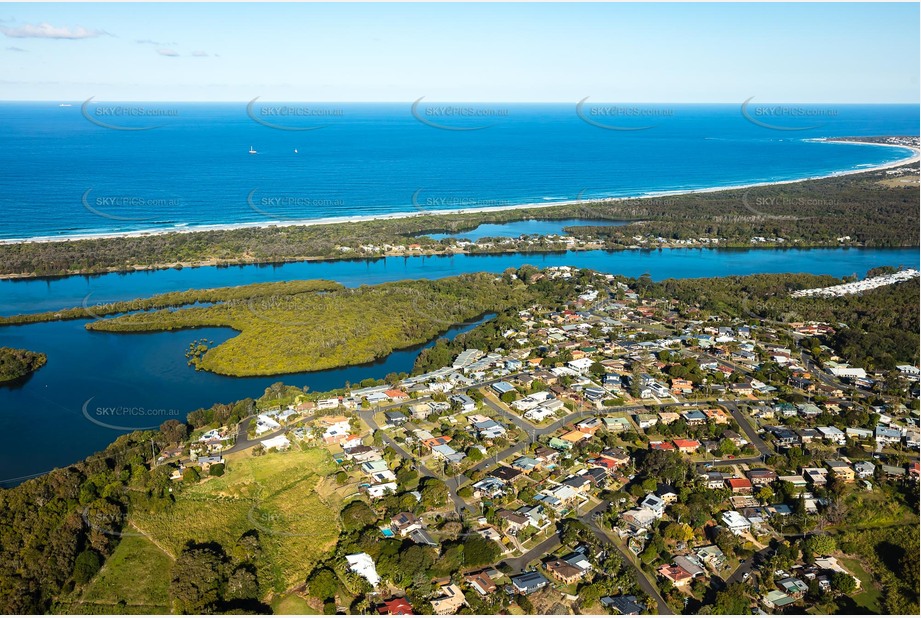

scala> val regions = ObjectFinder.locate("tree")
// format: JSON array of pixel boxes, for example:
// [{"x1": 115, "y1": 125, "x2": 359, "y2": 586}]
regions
[
  {"x1": 226, "y1": 566, "x2": 259, "y2": 601},
  {"x1": 463, "y1": 535, "x2": 501, "y2": 567},
  {"x1": 160, "y1": 419, "x2": 189, "y2": 444},
  {"x1": 209, "y1": 463, "x2": 225, "y2": 477},
  {"x1": 182, "y1": 467, "x2": 201, "y2": 483},
  {"x1": 307, "y1": 568, "x2": 340, "y2": 601},
  {"x1": 419, "y1": 477, "x2": 449, "y2": 509},
  {"x1": 72, "y1": 550, "x2": 101, "y2": 585},
  {"x1": 340, "y1": 500, "x2": 378, "y2": 532},
  {"x1": 755, "y1": 485, "x2": 774, "y2": 505},
  {"x1": 169, "y1": 544, "x2": 227, "y2": 613},
  {"x1": 830, "y1": 571, "x2": 856, "y2": 594},
  {"x1": 664, "y1": 522, "x2": 694, "y2": 543},
  {"x1": 709, "y1": 583, "x2": 750, "y2": 614},
  {"x1": 804, "y1": 535, "x2": 836, "y2": 557}
]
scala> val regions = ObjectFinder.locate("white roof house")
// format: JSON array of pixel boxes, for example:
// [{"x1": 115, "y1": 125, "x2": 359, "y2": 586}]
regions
[
  {"x1": 567, "y1": 357, "x2": 595, "y2": 373},
  {"x1": 346, "y1": 553, "x2": 380, "y2": 586},
  {"x1": 721, "y1": 511, "x2": 751, "y2": 535},
  {"x1": 260, "y1": 435, "x2": 291, "y2": 450}
]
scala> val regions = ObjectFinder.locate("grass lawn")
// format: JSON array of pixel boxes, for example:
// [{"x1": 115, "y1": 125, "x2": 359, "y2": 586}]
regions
[
  {"x1": 272, "y1": 592, "x2": 320, "y2": 615},
  {"x1": 80, "y1": 526, "x2": 173, "y2": 609},
  {"x1": 131, "y1": 448, "x2": 341, "y2": 594},
  {"x1": 839, "y1": 556, "x2": 881, "y2": 613}
]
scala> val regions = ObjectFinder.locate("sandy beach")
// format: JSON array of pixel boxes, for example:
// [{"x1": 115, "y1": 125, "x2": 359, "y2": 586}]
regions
[{"x1": 1, "y1": 138, "x2": 917, "y2": 246}]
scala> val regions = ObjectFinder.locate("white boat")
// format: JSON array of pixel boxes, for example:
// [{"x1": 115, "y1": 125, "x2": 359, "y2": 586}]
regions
[
  {"x1": 294, "y1": 148, "x2": 298, "y2": 154},
  {"x1": 249, "y1": 146, "x2": 257, "y2": 154},
  {"x1": 58, "y1": 103, "x2": 72, "y2": 107}
]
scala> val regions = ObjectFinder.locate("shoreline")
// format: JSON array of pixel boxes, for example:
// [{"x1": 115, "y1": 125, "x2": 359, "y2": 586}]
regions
[{"x1": 0, "y1": 139, "x2": 918, "y2": 247}]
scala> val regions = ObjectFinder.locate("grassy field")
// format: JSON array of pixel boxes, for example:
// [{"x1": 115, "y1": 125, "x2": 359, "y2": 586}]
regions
[
  {"x1": 839, "y1": 556, "x2": 881, "y2": 613},
  {"x1": 75, "y1": 527, "x2": 173, "y2": 611},
  {"x1": 841, "y1": 485, "x2": 917, "y2": 528},
  {"x1": 130, "y1": 448, "x2": 341, "y2": 593},
  {"x1": 271, "y1": 592, "x2": 321, "y2": 615}
]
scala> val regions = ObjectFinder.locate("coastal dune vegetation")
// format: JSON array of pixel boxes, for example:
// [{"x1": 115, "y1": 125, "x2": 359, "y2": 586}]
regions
[{"x1": 0, "y1": 164, "x2": 917, "y2": 278}]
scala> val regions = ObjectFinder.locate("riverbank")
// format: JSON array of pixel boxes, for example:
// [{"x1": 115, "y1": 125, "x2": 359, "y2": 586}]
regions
[{"x1": 1, "y1": 138, "x2": 916, "y2": 248}]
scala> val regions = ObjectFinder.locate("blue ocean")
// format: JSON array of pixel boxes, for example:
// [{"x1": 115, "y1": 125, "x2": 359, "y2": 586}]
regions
[{"x1": 0, "y1": 102, "x2": 918, "y2": 241}]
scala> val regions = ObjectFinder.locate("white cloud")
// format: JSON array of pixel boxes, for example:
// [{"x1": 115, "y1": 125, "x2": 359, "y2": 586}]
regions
[
  {"x1": 1, "y1": 23, "x2": 107, "y2": 40},
  {"x1": 156, "y1": 48, "x2": 179, "y2": 57},
  {"x1": 191, "y1": 50, "x2": 209, "y2": 57},
  {"x1": 6, "y1": 45, "x2": 26, "y2": 52}
]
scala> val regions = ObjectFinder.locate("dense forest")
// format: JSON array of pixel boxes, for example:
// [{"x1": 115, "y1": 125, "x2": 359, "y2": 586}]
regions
[
  {"x1": 0, "y1": 430, "x2": 172, "y2": 613},
  {"x1": 0, "y1": 347, "x2": 47, "y2": 383},
  {"x1": 0, "y1": 163, "x2": 916, "y2": 278},
  {"x1": 85, "y1": 273, "x2": 564, "y2": 376}
]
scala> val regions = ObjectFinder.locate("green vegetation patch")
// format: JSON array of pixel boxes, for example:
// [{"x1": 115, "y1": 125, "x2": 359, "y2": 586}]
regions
[
  {"x1": 80, "y1": 526, "x2": 173, "y2": 608},
  {"x1": 131, "y1": 449, "x2": 340, "y2": 593},
  {"x1": 0, "y1": 346, "x2": 46, "y2": 382},
  {"x1": 87, "y1": 274, "x2": 532, "y2": 376}
]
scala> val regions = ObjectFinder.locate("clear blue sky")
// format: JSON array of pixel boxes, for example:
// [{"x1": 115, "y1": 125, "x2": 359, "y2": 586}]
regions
[{"x1": 2, "y1": 2, "x2": 919, "y2": 102}]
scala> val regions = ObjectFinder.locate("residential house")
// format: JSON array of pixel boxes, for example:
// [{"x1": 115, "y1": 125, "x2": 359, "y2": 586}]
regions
[
  {"x1": 384, "y1": 411, "x2": 408, "y2": 425},
  {"x1": 390, "y1": 512, "x2": 423, "y2": 537},
  {"x1": 657, "y1": 563, "x2": 694, "y2": 587},
  {"x1": 701, "y1": 471, "x2": 728, "y2": 490},
  {"x1": 465, "y1": 571, "x2": 498, "y2": 597},
  {"x1": 509, "y1": 571, "x2": 550, "y2": 595},
  {"x1": 544, "y1": 558, "x2": 584, "y2": 584},
  {"x1": 746, "y1": 469, "x2": 777, "y2": 486},
  {"x1": 377, "y1": 598, "x2": 414, "y2": 615},
  {"x1": 853, "y1": 461, "x2": 875, "y2": 479},
  {"x1": 473, "y1": 419, "x2": 507, "y2": 440},
  {"x1": 366, "y1": 482, "x2": 398, "y2": 498},
  {"x1": 492, "y1": 466, "x2": 522, "y2": 482},
  {"x1": 496, "y1": 510, "x2": 530, "y2": 535},
  {"x1": 621, "y1": 507, "x2": 658, "y2": 532},
  {"x1": 777, "y1": 577, "x2": 809, "y2": 599},
  {"x1": 450, "y1": 394, "x2": 476, "y2": 413},
  {"x1": 430, "y1": 584, "x2": 466, "y2": 615},
  {"x1": 721, "y1": 511, "x2": 751, "y2": 535},
  {"x1": 818, "y1": 426, "x2": 846, "y2": 445},
  {"x1": 673, "y1": 438, "x2": 701, "y2": 454},
  {"x1": 763, "y1": 590, "x2": 796, "y2": 609},
  {"x1": 600, "y1": 595, "x2": 645, "y2": 615},
  {"x1": 640, "y1": 493, "x2": 667, "y2": 518},
  {"x1": 673, "y1": 555, "x2": 706, "y2": 579},
  {"x1": 472, "y1": 477, "x2": 506, "y2": 499},
  {"x1": 695, "y1": 545, "x2": 728, "y2": 571},
  {"x1": 875, "y1": 425, "x2": 902, "y2": 445},
  {"x1": 602, "y1": 416, "x2": 633, "y2": 433},
  {"x1": 346, "y1": 553, "x2": 380, "y2": 587},
  {"x1": 726, "y1": 478, "x2": 753, "y2": 494},
  {"x1": 825, "y1": 460, "x2": 855, "y2": 482}
]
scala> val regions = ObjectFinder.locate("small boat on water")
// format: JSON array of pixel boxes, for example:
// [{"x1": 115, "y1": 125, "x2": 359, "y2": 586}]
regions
[
  {"x1": 58, "y1": 103, "x2": 72, "y2": 107},
  {"x1": 249, "y1": 146, "x2": 258, "y2": 154}
]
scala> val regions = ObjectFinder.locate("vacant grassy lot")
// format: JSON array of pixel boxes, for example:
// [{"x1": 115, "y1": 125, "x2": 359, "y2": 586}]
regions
[
  {"x1": 839, "y1": 556, "x2": 881, "y2": 613},
  {"x1": 272, "y1": 592, "x2": 321, "y2": 615},
  {"x1": 79, "y1": 527, "x2": 173, "y2": 609},
  {"x1": 131, "y1": 448, "x2": 341, "y2": 593}
]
